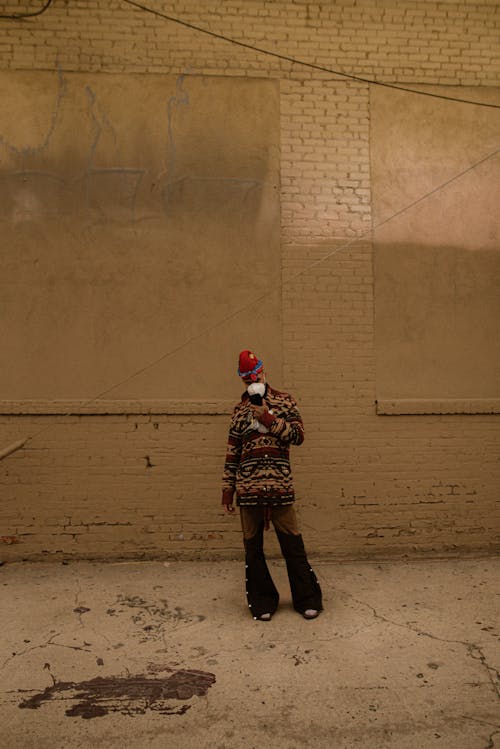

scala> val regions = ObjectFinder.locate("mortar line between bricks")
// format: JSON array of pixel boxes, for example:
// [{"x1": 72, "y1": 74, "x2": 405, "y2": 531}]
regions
[{"x1": 11, "y1": 145, "x2": 500, "y2": 456}]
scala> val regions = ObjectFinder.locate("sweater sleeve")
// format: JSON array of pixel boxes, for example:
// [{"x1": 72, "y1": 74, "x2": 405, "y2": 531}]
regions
[
  {"x1": 222, "y1": 410, "x2": 243, "y2": 493},
  {"x1": 266, "y1": 397, "x2": 304, "y2": 446}
]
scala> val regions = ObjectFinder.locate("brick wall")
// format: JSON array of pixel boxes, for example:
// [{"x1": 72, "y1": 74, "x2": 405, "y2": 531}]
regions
[{"x1": 1, "y1": 0, "x2": 499, "y2": 560}]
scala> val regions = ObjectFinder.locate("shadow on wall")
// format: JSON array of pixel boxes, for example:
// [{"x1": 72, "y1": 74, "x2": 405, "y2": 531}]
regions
[{"x1": 0, "y1": 71, "x2": 282, "y2": 403}]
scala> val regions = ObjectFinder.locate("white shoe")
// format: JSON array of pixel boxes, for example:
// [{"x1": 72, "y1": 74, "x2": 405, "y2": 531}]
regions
[{"x1": 303, "y1": 609, "x2": 319, "y2": 619}]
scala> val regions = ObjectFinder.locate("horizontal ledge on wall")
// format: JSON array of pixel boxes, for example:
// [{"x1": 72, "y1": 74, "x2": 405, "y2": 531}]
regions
[
  {"x1": 376, "y1": 398, "x2": 500, "y2": 415},
  {"x1": 0, "y1": 400, "x2": 235, "y2": 416}
]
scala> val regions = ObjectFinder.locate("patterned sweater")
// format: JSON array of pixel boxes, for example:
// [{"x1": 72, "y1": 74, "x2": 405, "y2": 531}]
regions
[{"x1": 222, "y1": 385, "x2": 304, "y2": 507}]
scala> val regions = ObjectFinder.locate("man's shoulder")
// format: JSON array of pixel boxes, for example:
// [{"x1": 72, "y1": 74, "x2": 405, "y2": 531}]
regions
[
  {"x1": 267, "y1": 386, "x2": 296, "y2": 403},
  {"x1": 235, "y1": 391, "x2": 250, "y2": 406},
  {"x1": 232, "y1": 394, "x2": 249, "y2": 413}
]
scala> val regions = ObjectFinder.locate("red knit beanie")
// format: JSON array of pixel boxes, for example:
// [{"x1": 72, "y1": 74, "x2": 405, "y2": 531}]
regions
[{"x1": 238, "y1": 350, "x2": 263, "y2": 380}]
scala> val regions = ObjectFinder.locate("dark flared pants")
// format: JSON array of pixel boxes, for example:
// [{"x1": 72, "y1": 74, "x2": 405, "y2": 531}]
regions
[{"x1": 241, "y1": 506, "x2": 323, "y2": 619}]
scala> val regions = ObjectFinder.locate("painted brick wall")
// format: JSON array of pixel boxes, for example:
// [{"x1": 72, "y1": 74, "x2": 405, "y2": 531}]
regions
[{"x1": 1, "y1": 0, "x2": 499, "y2": 560}]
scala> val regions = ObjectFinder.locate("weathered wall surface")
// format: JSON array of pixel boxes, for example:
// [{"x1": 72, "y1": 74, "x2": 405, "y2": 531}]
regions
[
  {"x1": 0, "y1": 0, "x2": 499, "y2": 560},
  {"x1": 0, "y1": 70, "x2": 281, "y2": 402},
  {"x1": 372, "y1": 85, "x2": 500, "y2": 407}
]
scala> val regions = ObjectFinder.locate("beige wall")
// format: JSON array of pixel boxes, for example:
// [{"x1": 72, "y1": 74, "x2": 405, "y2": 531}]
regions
[
  {"x1": 371, "y1": 85, "x2": 500, "y2": 408},
  {"x1": 0, "y1": 70, "x2": 281, "y2": 402},
  {"x1": 0, "y1": 0, "x2": 499, "y2": 560}
]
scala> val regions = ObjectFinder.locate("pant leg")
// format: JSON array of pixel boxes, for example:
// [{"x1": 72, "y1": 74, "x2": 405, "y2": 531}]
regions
[
  {"x1": 272, "y1": 506, "x2": 323, "y2": 614},
  {"x1": 240, "y1": 507, "x2": 279, "y2": 619}
]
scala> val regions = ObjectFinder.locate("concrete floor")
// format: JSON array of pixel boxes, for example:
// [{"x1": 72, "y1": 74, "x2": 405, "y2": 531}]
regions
[{"x1": 1, "y1": 557, "x2": 499, "y2": 749}]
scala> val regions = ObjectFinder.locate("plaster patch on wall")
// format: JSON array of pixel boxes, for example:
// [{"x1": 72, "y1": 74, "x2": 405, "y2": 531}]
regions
[
  {"x1": 371, "y1": 86, "x2": 500, "y2": 407},
  {"x1": 0, "y1": 71, "x2": 281, "y2": 403}
]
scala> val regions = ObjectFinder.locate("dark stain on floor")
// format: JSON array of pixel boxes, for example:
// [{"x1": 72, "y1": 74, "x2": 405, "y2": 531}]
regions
[
  {"x1": 18, "y1": 668, "x2": 216, "y2": 719},
  {"x1": 106, "y1": 595, "x2": 206, "y2": 642}
]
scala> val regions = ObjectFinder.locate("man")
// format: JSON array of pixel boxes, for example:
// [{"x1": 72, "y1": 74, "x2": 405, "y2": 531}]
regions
[{"x1": 222, "y1": 349, "x2": 323, "y2": 621}]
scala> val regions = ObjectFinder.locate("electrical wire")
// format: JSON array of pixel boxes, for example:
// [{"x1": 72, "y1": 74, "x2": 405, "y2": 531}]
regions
[
  {"x1": 0, "y1": 0, "x2": 499, "y2": 456},
  {"x1": 2, "y1": 0, "x2": 498, "y2": 110},
  {"x1": 14, "y1": 143, "x2": 500, "y2": 453},
  {"x1": 0, "y1": 0, "x2": 53, "y2": 20},
  {"x1": 121, "y1": 0, "x2": 500, "y2": 111}
]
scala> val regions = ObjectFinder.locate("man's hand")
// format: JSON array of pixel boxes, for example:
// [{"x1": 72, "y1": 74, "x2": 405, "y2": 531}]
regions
[
  {"x1": 222, "y1": 489, "x2": 236, "y2": 514},
  {"x1": 250, "y1": 402, "x2": 276, "y2": 429},
  {"x1": 250, "y1": 403, "x2": 269, "y2": 422}
]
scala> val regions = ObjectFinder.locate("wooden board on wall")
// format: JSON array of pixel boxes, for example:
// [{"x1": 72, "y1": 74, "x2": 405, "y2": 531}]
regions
[
  {"x1": 0, "y1": 72, "x2": 281, "y2": 406},
  {"x1": 371, "y1": 86, "x2": 500, "y2": 412}
]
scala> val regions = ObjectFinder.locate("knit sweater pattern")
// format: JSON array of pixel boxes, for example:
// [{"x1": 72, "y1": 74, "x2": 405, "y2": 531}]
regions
[{"x1": 222, "y1": 385, "x2": 304, "y2": 507}]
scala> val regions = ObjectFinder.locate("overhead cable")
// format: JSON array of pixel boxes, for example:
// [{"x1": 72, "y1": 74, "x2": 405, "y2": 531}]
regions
[
  {"x1": 2, "y1": 0, "x2": 497, "y2": 110},
  {"x1": 0, "y1": 0, "x2": 53, "y2": 20},
  {"x1": 121, "y1": 0, "x2": 500, "y2": 110},
  {"x1": 7, "y1": 144, "x2": 499, "y2": 458}
]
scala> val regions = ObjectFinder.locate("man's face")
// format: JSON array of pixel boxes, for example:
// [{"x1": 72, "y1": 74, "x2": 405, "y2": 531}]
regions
[{"x1": 241, "y1": 369, "x2": 266, "y2": 387}]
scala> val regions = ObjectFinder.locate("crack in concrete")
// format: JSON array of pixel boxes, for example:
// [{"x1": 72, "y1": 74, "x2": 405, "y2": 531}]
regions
[
  {"x1": 1, "y1": 632, "x2": 92, "y2": 671},
  {"x1": 462, "y1": 714, "x2": 500, "y2": 749},
  {"x1": 462, "y1": 716, "x2": 500, "y2": 728},
  {"x1": 73, "y1": 576, "x2": 87, "y2": 627},
  {"x1": 485, "y1": 730, "x2": 500, "y2": 749},
  {"x1": 333, "y1": 585, "x2": 500, "y2": 699},
  {"x1": 467, "y1": 644, "x2": 500, "y2": 700},
  {"x1": 462, "y1": 715, "x2": 500, "y2": 735},
  {"x1": 72, "y1": 571, "x2": 114, "y2": 653}
]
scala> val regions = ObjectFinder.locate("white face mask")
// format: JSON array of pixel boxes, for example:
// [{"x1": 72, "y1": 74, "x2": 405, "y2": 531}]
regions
[{"x1": 247, "y1": 383, "x2": 266, "y2": 397}]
